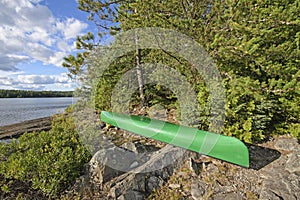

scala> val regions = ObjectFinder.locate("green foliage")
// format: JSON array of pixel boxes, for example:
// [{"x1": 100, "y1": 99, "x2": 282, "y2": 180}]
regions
[
  {"x1": 63, "y1": 0, "x2": 120, "y2": 78},
  {"x1": 63, "y1": 52, "x2": 87, "y2": 79},
  {"x1": 0, "y1": 115, "x2": 91, "y2": 197},
  {"x1": 67, "y1": 0, "x2": 300, "y2": 143},
  {"x1": 223, "y1": 75, "x2": 287, "y2": 142},
  {"x1": 115, "y1": 0, "x2": 300, "y2": 142},
  {"x1": 287, "y1": 123, "x2": 300, "y2": 140},
  {"x1": 1, "y1": 183, "x2": 9, "y2": 193},
  {"x1": 0, "y1": 89, "x2": 73, "y2": 98}
]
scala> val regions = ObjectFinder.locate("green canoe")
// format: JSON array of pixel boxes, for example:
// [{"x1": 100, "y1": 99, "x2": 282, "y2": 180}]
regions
[{"x1": 100, "y1": 111, "x2": 249, "y2": 167}]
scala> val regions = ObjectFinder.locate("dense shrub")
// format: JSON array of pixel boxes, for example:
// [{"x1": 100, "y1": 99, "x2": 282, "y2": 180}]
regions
[{"x1": 0, "y1": 115, "x2": 91, "y2": 197}]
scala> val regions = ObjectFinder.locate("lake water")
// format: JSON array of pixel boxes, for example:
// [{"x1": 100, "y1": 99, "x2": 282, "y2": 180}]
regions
[{"x1": 0, "y1": 97, "x2": 76, "y2": 126}]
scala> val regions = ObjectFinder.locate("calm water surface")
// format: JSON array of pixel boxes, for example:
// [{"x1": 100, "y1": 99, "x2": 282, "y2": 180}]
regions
[{"x1": 0, "y1": 97, "x2": 76, "y2": 126}]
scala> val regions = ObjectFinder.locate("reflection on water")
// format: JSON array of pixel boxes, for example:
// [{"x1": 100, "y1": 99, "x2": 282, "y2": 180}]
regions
[{"x1": 0, "y1": 97, "x2": 76, "y2": 126}]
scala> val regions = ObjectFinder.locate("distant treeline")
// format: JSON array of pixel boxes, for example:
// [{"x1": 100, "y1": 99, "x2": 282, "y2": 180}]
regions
[{"x1": 0, "y1": 89, "x2": 73, "y2": 98}]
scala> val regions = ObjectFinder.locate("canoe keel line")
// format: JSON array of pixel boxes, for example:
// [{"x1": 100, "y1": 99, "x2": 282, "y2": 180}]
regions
[{"x1": 100, "y1": 111, "x2": 249, "y2": 168}]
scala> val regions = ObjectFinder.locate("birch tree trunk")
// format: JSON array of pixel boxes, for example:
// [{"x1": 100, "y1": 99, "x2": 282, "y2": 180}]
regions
[
  {"x1": 135, "y1": 34, "x2": 145, "y2": 108},
  {"x1": 134, "y1": 8, "x2": 145, "y2": 108}
]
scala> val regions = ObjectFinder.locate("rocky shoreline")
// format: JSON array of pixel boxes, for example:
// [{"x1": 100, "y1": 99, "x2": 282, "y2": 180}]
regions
[
  {"x1": 0, "y1": 116, "x2": 53, "y2": 140},
  {"x1": 62, "y1": 122, "x2": 300, "y2": 200},
  {"x1": 0, "y1": 114, "x2": 299, "y2": 199}
]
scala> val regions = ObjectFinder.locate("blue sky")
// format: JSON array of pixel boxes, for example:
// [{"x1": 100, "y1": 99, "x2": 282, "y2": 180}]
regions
[{"x1": 0, "y1": 0, "x2": 97, "y2": 91}]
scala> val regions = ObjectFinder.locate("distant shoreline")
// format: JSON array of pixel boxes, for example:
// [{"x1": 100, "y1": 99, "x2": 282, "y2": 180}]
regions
[
  {"x1": 0, "y1": 89, "x2": 74, "y2": 98},
  {"x1": 0, "y1": 96, "x2": 75, "y2": 98}
]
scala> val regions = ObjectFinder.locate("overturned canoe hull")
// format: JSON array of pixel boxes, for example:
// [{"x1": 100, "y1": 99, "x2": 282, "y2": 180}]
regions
[{"x1": 100, "y1": 111, "x2": 249, "y2": 167}]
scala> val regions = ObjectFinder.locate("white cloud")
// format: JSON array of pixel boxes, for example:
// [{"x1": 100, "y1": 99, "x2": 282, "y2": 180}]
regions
[
  {"x1": 0, "y1": 0, "x2": 88, "y2": 71},
  {"x1": 17, "y1": 75, "x2": 52, "y2": 84},
  {"x1": 56, "y1": 18, "x2": 88, "y2": 40},
  {"x1": 48, "y1": 51, "x2": 67, "y2": 66},
  {"x1": 14, "y1": 84, "x2": 46, "y2": 91},
  {"x1": 29, "y1": 0, "x2": 43, "y2": 3},
  {"x1": 57, "y1": 41, "x2": 72, "y2": 51},
  {"x1": 17, "y1": 74, "x2": 71, "y2": 84},
  {"x1": 0, "y1": 55, "x2": 28, "y2": 71},
  {"x1": 0, "y1": 77, "x2": 16, "y2": 85},
  {"x1": 0, "y1": 73, "x2": 75, "y2": 91},
  {"x1": 27, "y1": 28, "x2": 54, "y2": 46}
]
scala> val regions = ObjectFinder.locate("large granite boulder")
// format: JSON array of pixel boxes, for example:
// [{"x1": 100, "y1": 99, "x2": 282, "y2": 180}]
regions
[{"x1": 65, "y1": 134, "x2": 299, "y2": 200}]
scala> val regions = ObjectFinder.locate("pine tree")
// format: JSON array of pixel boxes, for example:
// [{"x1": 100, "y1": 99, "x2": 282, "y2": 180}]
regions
[{"x1": 65, "y1": 0, "x2": 300, "y2": 142}]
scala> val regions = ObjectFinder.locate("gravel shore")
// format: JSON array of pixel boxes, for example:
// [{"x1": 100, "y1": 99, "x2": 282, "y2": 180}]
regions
[{"x1": 0, "y1": 117, "x2": 53, "y2": 140}]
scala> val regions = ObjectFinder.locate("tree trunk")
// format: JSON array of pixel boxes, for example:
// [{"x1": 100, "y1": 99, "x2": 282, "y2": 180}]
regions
[{"x1": 135, "y1": 31, "x2": 145, "y2": 108}]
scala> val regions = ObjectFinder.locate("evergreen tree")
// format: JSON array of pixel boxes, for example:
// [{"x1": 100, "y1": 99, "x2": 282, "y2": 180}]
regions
[{"x1": 64, "y1": 0, "x2": 300, "y2": 142}]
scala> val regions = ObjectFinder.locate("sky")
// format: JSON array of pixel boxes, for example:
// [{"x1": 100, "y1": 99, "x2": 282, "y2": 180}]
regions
[{"x1": 0, "y1": 0, "x2": 97, "y2": 91}]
